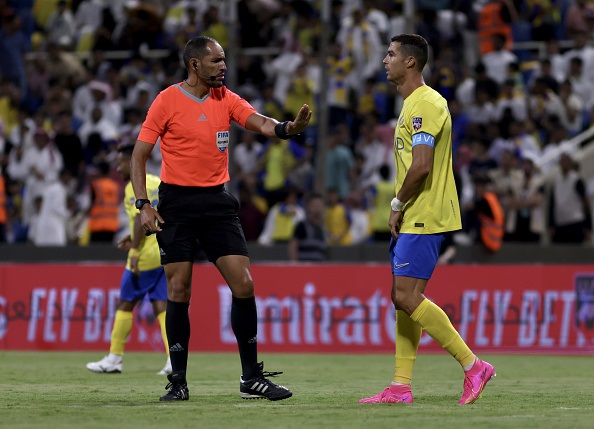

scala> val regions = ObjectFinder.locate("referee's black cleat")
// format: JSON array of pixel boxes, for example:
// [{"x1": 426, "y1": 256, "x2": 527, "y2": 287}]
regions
[
  {"x1": 240, "y1": 362, "x2": 292, "y2": 401},
  {"x1": 160, "y1": 370, "x2": 189, "y2": 401}
]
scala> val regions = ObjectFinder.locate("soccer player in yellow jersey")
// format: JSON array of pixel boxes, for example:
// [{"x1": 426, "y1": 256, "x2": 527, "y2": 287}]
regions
[
  {"x1": 360, "y1": 34, "x2": 495, "y2": 405},
  {"x1": 86, "y1": 145, "x2": 170, "y2": 375}
]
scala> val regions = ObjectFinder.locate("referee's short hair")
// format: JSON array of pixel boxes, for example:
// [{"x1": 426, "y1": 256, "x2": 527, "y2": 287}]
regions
[{"x1": 183, "y1": 36, "x2": 218, "y2": 69}]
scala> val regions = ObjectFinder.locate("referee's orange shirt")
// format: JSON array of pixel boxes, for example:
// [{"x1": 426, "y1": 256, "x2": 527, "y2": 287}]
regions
[{"x1": 138, "y1": 84, "x2": 257, "y2": 187}]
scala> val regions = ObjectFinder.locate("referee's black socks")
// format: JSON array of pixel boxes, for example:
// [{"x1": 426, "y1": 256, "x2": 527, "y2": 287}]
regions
[
  {"x1": 166, "y1": 300, "x2": 190, "y2": 379},
  {"x1": 231, "y1": 296, "x2": 258, "y2": 380}
]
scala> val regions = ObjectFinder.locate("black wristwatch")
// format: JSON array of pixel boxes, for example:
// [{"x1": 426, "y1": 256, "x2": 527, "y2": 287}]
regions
[{"x1": 135, "y1": 199, "x2": 151, "y2": 210}]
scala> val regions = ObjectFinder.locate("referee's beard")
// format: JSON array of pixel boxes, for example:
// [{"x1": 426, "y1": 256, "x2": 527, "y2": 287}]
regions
[{"x1": 203, "y1": 73, "x2": 224, "y2": 88}]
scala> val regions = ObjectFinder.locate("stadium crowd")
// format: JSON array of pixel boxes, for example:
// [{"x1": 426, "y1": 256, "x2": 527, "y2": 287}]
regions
[{"x1": 0, "y1": 0, "x2": 592, "y2": 255}]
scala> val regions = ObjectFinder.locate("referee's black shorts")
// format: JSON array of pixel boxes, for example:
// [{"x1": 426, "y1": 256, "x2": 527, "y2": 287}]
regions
[{"x1": 156, "y1": 182, "x2": 248, "y2": 264}]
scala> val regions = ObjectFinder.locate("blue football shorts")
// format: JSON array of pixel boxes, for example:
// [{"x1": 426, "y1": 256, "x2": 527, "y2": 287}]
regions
[
  {"x1": 119, "y1": 266, "x2": 167, "y2": 302},
  {"x1": 389, "y1": 233, "x2": 445, "y2": 279}
]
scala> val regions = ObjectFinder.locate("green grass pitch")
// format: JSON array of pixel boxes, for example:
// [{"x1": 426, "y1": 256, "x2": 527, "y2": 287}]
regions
[{"x1": 1, "y1": 352, "x2": 593, "y2": 429}]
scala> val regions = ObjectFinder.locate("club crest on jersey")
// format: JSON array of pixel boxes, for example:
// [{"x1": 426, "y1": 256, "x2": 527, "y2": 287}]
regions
[
  {"x1": 412, "y1": 117, "x2": 422, "y2": 132},
  {"x1": 216, "y1": 131, "x2": 229, "y2": 152}
]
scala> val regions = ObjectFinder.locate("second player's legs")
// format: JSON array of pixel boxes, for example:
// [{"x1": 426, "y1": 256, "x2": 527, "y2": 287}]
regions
[
  {"x1": 394, "y1": 309, "x2": 422, "y2": 385},
  {"x1": 152, "y1": 299, "x2": 168, "y2": 351},
  {"x1": 111, "y1": 299, "x2": 136, "y2": 355},
  {"x1": 392, "y1": 275, "x2": 475, "y2": 368},
  {"x1": 152, "y1": 299, "x2": 170, "y2": 374}
]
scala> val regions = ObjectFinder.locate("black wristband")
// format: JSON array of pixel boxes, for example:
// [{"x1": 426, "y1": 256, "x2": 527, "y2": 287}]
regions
[{"x1": 274, "y1": 121, "x2": 291, "y2": 139}]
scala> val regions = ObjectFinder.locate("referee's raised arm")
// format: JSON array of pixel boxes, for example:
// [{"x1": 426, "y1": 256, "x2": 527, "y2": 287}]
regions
[{"x1": 245, "y1": 104, "x2": 312, "y2": 139}]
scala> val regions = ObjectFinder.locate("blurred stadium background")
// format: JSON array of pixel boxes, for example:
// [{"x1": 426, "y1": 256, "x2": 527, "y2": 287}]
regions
[
  {"x1": 0, "y1": 2, "x2": 593, "y2": 424},
  {"x1": 1, "y1": 1, "x2": 593, "y2": 427}
]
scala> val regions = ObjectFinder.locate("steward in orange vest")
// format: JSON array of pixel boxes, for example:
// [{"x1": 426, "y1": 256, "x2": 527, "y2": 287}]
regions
[
  {"x1": 88, "y1": 162, "x2": 119, "y2": 242},
  {"x1": 473, "y1": 176, "x2": 505, "y2": 252},
  {"x1": 478, "y1": 1, "x2": 515, "y2": 55}
]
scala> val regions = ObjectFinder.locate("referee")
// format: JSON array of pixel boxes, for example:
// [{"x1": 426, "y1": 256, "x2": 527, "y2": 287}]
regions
[{"x1": 131, "y1": 36, "x2": 311, "y2": 401}]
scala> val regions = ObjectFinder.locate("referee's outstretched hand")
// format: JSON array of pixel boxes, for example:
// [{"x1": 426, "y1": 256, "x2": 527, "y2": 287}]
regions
[{"x1": 286, "y1": 104, "x2": 312, "y2": 135}]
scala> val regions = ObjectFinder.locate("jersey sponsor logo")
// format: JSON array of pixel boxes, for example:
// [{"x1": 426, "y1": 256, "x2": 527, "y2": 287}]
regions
[
  {"x1": 412, "y1": 117, "x2": 422, "y2": 132},
  {"x1": 216, "y1": 131, "x2": 230, "y2": 152},
  {"x1": 198, "y1": 113, "x2": 208, "y2": 122},
  {"x1": 395, "y1": 137, "x2": 405, "y2": 151},
  {"x1": 398, "y1": 116, "x2": 404, "y2": 126}
]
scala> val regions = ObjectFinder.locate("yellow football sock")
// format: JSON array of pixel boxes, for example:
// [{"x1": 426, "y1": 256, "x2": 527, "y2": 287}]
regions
[
  {"x1": 393, "y1": 310, "x2": 422, "y2": 385},
  {"x1": 109, "y1": 310, "x2": 133, "y2": 355},
  {"x1": 157, "y1": 311, "x2": 169, "y2": 355},
  {"x1": 410, "y1": 298, "x2": 475, "y2": 368}
]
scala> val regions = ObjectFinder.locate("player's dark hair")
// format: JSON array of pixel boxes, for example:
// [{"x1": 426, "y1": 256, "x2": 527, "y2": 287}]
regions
[
  {"x1": 182, "y1": 36, "x2": 217, "y2": 69},
  {"x1": 391, "y1": 34, "x2": 428, "y2": 71}
]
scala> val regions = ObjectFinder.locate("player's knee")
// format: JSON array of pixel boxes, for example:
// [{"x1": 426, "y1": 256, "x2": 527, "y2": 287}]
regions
[
  {"x1": 240, "y1": 276, "x2": 255, "y2": 295},
  {"x1": 232, "y1": 275, "x2": 254, "y2": 298},
  {"x1": 167, "y1": 278, "x2": 191, "y2": 301},
  {"x1": 392, "y1": 288, "x2": 414, "y2": 313},
  {"x1": 391, "y1": 288, "x2": 398, "y2": 306},
  {"x1": 168, "y1": 288, "x2": 191, "y2": 302},
  {"x1": 117, "y1": 300, "x2": 135, "y2": 312},
  {"x1": 392, "y1": 293, "x2": 406, "y2": 310}
]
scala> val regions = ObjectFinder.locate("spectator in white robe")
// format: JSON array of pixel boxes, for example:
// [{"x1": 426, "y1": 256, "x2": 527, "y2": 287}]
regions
[
  {"x1": 337, "y1": 8, "x2": 383, "y2": 96},
  {"x1": 482, "y1": 33, "x2": 518, "y2": 85},
  {"x1": 233, "y1": 130, "x2": 263, "y2": 182},
  {"x1": 31, "y1": 169, "x2": 71, "y2": 246},
  {"x1": 7, "y1": 128, "x2": 64, "y2": 226},
  {"x1": 77, "y1": 106, "x2": 119, "y2": 148}
]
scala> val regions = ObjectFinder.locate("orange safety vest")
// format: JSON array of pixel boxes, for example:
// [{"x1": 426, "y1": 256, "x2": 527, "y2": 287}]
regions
[
  {"x1": 478, "y1": 2, "x2": 513, "y2": 55},
  {"x1": 0, "y1": 175, "x2": 6, "y2": 224},
  {"x1": 478, "y1": 192, "x2": 505, "y2": 252},
  {"x1": 88, "y1": 178, "x2": 119, "y2": 233}
]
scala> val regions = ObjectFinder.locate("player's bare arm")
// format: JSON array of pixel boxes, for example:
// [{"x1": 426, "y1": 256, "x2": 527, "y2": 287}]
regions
[
  {"x1": 388, "y1": 210, "x2": 403, "y2": 240},
  {"x1": 129, "y1": 214, "x2": 144, "y2": 275},
  {"x1": 117, "y1": 234, "x2": 132, "y2": 250},
  {"x1": 389, "y1": 144, "x2": 433, "y2": 239},
  {"x1": 245, "y1": 104, "x2": 312, "y2": 138},
  {"x1": 131, "y1": 140, "x2": 164, "y2": 233},
  {"x1": 396, "y1": 144, "x2": 433, "y2": 203}
]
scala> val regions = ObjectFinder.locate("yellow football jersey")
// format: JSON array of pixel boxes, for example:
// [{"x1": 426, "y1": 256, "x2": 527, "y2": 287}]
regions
[
  {"x1": 393, "y1": 85, "x2": 461, "y2": 234},
  {"x1": 124, "y1": 174, "x2": 162, "y2": 270},
  {"x1": 325, "y1": 204, "x2": 352, "y2": 245}
]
